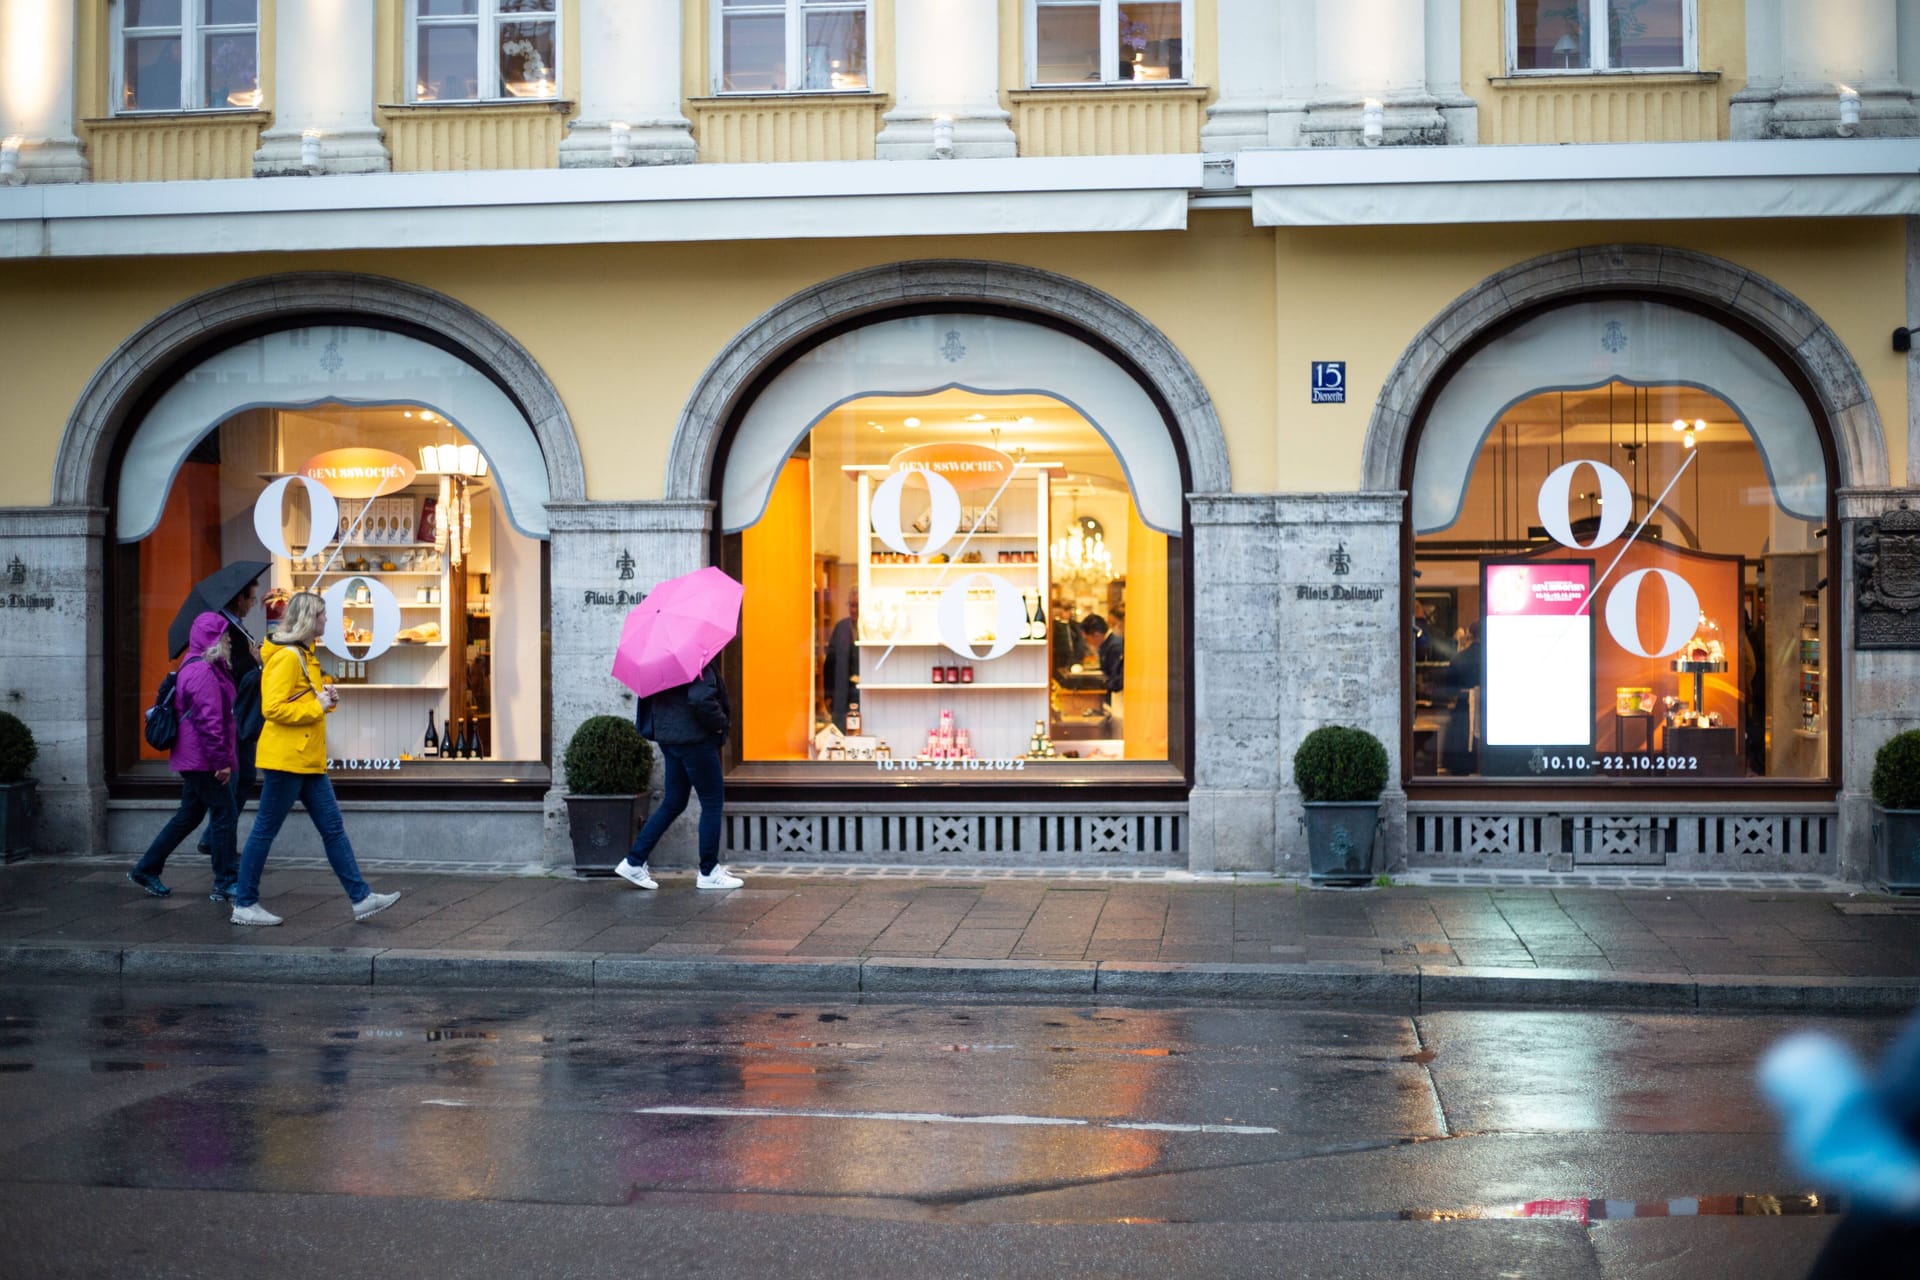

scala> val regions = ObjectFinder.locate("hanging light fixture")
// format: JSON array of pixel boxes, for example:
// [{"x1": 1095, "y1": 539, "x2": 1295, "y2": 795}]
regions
[
  {"x1": 1672, "y1": 417, "x2": 1707, "y2": 450},
  {"x1": 1051, "y1": 500, "x2": 1114, "y2": 597}
]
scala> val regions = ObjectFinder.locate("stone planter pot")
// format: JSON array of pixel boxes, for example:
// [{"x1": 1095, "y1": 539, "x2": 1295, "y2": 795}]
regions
[
  {"x1": 0, "y1": 780, "x2": 35, "y2": 862},
  {"x1": 565, "y1": 794, "x2": 648, "y2": 877},
  {"x1": 1303, "y1": 800, "x2": 1379, "y2": 886},
  {"x1": 1871, "y1": 804, "x2": 1920, "y2": 894}
]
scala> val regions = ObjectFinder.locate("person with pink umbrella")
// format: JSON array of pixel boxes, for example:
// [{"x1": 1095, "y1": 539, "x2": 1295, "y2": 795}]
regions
[{"x1": 609, "y1": 566, "x2": 745, "y2": 891}]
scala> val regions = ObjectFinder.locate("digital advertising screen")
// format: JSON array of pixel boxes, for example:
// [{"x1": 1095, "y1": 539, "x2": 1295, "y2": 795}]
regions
[{"x1": 1480, "y1": 559, "x2": 1595, "y2": 776}]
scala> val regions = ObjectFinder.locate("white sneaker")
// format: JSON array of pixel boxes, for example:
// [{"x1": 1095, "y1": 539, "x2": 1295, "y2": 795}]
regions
[
  {"x1": 696, "y1": 866, "x2": 744, "y2": 890},
  {"x1": 352, "y1": 890, "x2": 400, "y2": 921},
  {"x1": 614, "y1": 860, "x2": 658, "y2": 890},
  {"x1": 230, "y1": 903, "x2": 282, "y2": 927}
]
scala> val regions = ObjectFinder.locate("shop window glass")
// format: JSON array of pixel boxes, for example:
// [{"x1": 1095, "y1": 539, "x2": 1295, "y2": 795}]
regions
[
  {"x1": 1409, "y1": 301, "x2": 1829, "y2": 785},
  {"x1": 112, "y1": 328, "x2": 551, "y2": 783},
  {"x1": 117, "y1": 0, "x2": 259, "y2": 112},
  {"x1": 1033, "y1": 0, "x2": 1188, "y2": 85},
  {"x1": 1510, "y1": 0, "x2": 1691, "y2": 73},
  {"x1": 735, "y1": 388, "x2": 1174, "y2": 776},
  {"x1": 718, "y1": 0, "x2": 870, "y2": 93},
  {"x1": 413, "y1": 0, "x2": 559, "y2": 102}
]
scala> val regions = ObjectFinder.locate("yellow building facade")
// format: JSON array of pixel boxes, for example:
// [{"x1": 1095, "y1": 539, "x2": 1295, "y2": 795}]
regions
[{"x1": 1, "y1": 1, "x2": 1916, "y2": 880}]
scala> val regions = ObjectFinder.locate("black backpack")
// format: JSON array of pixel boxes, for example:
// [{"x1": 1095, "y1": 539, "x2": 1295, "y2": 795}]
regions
[{"x1": 142, "y1": 659, "x2": 200, "y2": 752}]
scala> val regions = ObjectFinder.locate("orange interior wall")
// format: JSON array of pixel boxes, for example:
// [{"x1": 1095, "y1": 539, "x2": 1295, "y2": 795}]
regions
[
  {"x1": 137, "y1": 461, "x2": 224, "y2": 760},
  {"x1": 1122, "y1": 504, "x2": 1169, "y2": 761},
  {"x1": 742, "y1": 458, "x2": 815, "y2": 760}
]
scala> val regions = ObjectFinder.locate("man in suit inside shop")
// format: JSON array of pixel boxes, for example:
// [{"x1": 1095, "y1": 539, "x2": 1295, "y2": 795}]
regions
[
  {"x1": 1079, "y1": 613, "x2": 1123, "y2": 730},
  {"x1": 824, "y1": 589, "x2": 859, "y2": 732}
]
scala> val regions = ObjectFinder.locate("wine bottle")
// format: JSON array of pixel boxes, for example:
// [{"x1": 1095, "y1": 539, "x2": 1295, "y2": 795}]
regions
[
  {"x1": 464, "y1": 718, "x2": 479, "y2": 759},
  {"x1": 451, "y1": 720, "x2": 468, "y2": 760},
  {"x1": 423, "y1": 709, "x2": 439, "y2": 759}
]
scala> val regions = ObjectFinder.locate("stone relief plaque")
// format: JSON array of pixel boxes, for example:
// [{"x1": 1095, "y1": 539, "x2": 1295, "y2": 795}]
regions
[{"x1": 1855, "y1": 501, "x2": 1920, "y2": 650}]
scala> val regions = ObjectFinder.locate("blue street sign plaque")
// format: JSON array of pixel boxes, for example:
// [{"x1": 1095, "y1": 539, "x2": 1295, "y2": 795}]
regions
[{"x1": 1311, "y1": 361, "x2": 1346, "y2": 404}]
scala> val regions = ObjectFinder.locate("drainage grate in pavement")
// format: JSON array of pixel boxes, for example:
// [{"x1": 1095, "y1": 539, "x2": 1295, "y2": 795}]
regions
[{"x1": 1405, "y1": 869, "x2": 1850, "y2": 893}]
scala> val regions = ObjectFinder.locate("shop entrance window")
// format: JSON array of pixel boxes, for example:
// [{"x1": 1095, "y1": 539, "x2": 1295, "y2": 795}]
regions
[
  {"x1": 110, "y1": 326, "x2": 551, "y2": 785},
  {"x1": 1408, "y1": 299, "x2": 1831, "y2": 785},
  {"x1": 721, "y1": 312, "x2": 1185, "y2": 782}
]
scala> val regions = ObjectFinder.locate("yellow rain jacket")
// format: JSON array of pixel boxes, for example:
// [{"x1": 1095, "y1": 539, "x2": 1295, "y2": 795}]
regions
[{"x1": 254, "y1": 638, "x2": 331, "y2": 774}]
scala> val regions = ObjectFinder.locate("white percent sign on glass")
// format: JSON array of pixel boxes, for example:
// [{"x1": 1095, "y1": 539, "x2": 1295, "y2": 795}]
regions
[
  {"x1": 250, "y1": 476, "x2": 402, "y2": 661},
  {"x1": 1537, "y1": 457, "x2": 1701, "y2": 659},
  {"x1": 871, "y1": 466, "x2": 1028, "y2": 663}
]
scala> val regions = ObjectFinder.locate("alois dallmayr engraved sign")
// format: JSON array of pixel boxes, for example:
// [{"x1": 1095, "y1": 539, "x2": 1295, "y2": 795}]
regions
[{"x1": 1855, "y1": 501, "x2": 1920, "y2": 650}]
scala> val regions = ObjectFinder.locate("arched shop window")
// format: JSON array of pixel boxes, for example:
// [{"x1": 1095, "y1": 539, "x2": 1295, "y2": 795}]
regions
[
  {"x1": 1408, "y1": 299, "x2": 1833, "y2": 785},
  {"x1": 721, "y1": 312, "x2": 1184, "y2": 779},
  {"x1": 110, "y1": 325, "x2": 550, "y2": 784}
]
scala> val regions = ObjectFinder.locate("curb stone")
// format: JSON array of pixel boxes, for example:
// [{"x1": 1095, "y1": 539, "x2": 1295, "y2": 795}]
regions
[{"x1": 2, "y1": 941, "x2": 1917, "y2": 1012}]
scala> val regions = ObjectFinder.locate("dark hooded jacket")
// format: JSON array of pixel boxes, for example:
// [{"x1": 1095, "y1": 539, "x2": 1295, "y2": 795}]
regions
[{"x1": 636, "y1": 661, "x2": 730, "y2": 746}]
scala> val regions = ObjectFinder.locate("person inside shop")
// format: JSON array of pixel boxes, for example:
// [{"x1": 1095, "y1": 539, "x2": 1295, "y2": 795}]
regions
[
  {"x1": 1051, "y1": 595, "x2": 1085, "y2": 673},
  {"x1": 1079, "y1": 613, "x2": 1124, "y2": 728},
  {"x1": 195, "y1": 574, "x2": 263, "y2": 899},
  {"x1": 824, "y1": 589, "x2": 859, "y2": 732},
  {"x1": 1439, "y1": 619, "x2": 1482, "y2": 775},
  {"x1": 616, "y1": 659, "x2": 744, "y2": 893}
]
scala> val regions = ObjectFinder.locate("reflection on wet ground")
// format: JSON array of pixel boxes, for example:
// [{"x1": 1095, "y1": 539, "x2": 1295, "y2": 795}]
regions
[{"x1": 0, "y1": 986, "x2": 1907, "y2": 1242}]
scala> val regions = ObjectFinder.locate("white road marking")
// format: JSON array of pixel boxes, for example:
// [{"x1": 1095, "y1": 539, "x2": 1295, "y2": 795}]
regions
[{"x1": 635, "y1": 1104, "x2": 1279, "y2": 1135}]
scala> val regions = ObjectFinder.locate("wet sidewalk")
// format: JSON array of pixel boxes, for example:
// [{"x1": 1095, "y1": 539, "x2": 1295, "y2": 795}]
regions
[{"x1": 5, "y1": 857, "x2": 1920, "y2": 1009}]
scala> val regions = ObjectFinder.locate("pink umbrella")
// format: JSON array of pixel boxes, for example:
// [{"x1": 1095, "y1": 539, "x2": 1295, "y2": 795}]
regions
[{"x1": 611, "y1": 565, "x2": 745, "y2": 699}]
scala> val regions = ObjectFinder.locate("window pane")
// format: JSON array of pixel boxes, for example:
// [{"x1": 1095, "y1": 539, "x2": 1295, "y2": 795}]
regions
[
  {"x1": 202, "y1": 32, "x2": 259, "y2": 108},
  {"x1": 722, "y1": 13, "x2": 786, "y2": 92},
  {"x1": 123, "y1": 36, "x2": 183, "y2": 111},
  {"x1": 1513, "y1": 0, "x2": 1592, "y2": 70},
  {"x1": 126, "y1": 0, "x2": 183, "y2": 26},
  {"x1": 1035, "y1": 3, "x2": 1100, "y2": 83},
  {"x1": 802, "y1": 11, "x2": 867, "y2": 90},
  {"x1": 500, "y1": 0, "x2": 557, "y2": 12},
  {"x1": 203, "y1": 1, "x2": 257, "y2": 24},
  {"x1": 1115, "y1": 2, "x2": 1183, "y2": 80},
  {"x1": 417, "y1": 1, "x2": 478, "y2": 15},
  {"x1": 1609, "y1": 0, "x2": 1685, "y2": 68},
  {"x1": 416, "y1": 24, "x2": 479, "y2": 100},
  {"x1": 498, "y1": 21, "x2": 557, "y2": 97}
]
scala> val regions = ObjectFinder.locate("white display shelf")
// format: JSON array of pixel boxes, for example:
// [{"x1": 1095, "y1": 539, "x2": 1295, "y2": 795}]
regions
[
  {"x1": 330, "y1": 683, "x2": 442, "y2": 691},
  {"x1": 306, "y1": 569, "x2": 442, "y2": 577},
  {"x1": 862, "y1": 681, "x2": 1048, "y2": 691},
  {"x1": 856, "y1": 639, "x2": 1046, "y2": 648}
]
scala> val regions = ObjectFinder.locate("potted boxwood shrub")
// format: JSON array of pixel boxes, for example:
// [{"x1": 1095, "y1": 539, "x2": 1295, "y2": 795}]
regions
[
  {"x1": 1293, "y1": 725, "x2": 1389, "y2": 886},
  {"x1": 562, "y1": 715, "x2": 654, "y2": 877},
  {"x1": 0, "y1": 711, "x2": 37, "y2": 862},
  {"x1": 1871, "y1": 729, "x2": 1920, "y2": 894}
]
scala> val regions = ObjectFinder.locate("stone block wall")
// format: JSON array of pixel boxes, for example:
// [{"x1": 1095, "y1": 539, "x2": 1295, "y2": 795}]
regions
[{"x1": 1839, "y1": 486, "x2": 1920, "y2": 880}]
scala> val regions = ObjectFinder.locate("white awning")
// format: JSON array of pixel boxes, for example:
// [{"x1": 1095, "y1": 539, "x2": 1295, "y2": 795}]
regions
[
  {"x1": 0, "y1": 155, "x2": 1200, "y2": 258},
  {"x1": 1241, "y1": 139, "x2": 1920, "y2": 225}
]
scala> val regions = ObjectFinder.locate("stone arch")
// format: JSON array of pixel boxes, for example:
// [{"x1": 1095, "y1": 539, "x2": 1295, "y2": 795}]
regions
[
  {"x1": 53, "y1": 272, "x2": 585, "y2": 510},
  {"x1": 1362, "y1": 245, "x2": 1889, "y2": 493},
  {"x1": 666, "y1": 260, "x2": 1231, "y2": 503}
]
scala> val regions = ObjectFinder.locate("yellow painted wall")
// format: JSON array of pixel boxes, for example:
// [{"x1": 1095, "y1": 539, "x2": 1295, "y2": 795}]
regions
[
  {"x1": 0, "y1": 218, "x2": 1903, "y2": 511},
  {"x1": 1464, "y1": 0, "x2": 1746, "y2": 143}
]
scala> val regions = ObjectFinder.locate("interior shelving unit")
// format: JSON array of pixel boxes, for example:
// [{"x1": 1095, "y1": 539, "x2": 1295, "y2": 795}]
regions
[
  {"x1": 848, "y1": 462, "x2": 1055, "y2": 760},
  {"x1": 267, "y1": 471, "x2": 487, "y2": 762}
]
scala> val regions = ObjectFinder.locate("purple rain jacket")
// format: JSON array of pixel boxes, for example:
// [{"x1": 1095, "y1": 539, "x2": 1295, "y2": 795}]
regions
[{"x1": 170, "y1": 612, "x2": 237, "y2": 775}]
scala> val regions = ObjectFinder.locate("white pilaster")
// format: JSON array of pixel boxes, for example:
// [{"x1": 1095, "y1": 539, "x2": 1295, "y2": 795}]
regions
[
  {"x1": 254, "y1": 0, "x2": 389, "y2": 176},
  {"x1": 875, "y1": 0, "x2": 1015, "y2": 159},
  {"x1": 1741, "y1": 0, "x2": 1917, "y2": 138},
  {"x1": 1201, "y1": 0, "x2": 1296, "y2": 151},
  {"x1": 0, "y1": 0, "x2": 88, "y2": 183},
  {"x1": 1299, "y1": 0, "x2": 1451, "y2": 146},
  {"x1": 559, "y1": 0, "x2": 695, "y2": 166}
]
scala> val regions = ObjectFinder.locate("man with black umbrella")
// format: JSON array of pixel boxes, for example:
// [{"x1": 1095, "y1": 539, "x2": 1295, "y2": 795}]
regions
[{"x1": 169, "y1": 561, "x2": 267, "y2": 900}]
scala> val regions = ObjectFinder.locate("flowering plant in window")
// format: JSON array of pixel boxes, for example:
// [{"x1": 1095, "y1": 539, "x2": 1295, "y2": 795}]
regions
[
  {"x1": 501, "y1": 37, "x2": 553, "y2": 96},
  {"x1": 1117, "y1": 11, "x2": 1148, "y2": 53}
]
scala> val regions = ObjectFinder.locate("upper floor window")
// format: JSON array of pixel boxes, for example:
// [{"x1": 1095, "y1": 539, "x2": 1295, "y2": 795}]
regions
[
  {"x1": 411, "y1": 0, "x2": 560, "y2": 103},
  {"x1": 114, "y1": 1, "x2": 261, "y2": 113},
  {"x1": 1509, "y1": 0, "x2": 1694, "y2": 74},
  {"x1": 716, "y1": 0, "x2": 871, "y2": 94},
  {"x1": 1030, "y1": 0, "x2": 1190, "y2": 86}
]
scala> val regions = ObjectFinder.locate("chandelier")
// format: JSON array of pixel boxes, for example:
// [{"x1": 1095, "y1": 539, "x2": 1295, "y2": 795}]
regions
[{"x1": 1051, "y1": 515, "x2": 1113, "y2": 591}]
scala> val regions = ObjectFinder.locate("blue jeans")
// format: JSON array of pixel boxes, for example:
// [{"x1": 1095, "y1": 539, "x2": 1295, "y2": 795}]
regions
[
  {"x1": 135, "y1": 771, "x2": 236, "y2": 883},
  {"x1": 626, "y1": 741, "x2": 724, "y2": 875},
  {"x1": 199, "y1": 730, "x2": 256, "y2": 858},
  {"x1": 235, "y1": 770, "x2": 370, "y2": 908}
]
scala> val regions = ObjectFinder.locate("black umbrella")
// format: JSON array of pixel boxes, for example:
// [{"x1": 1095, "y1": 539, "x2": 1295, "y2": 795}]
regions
[{"x1": 167, "y1": 560, "x2": 269, "y2": 659}]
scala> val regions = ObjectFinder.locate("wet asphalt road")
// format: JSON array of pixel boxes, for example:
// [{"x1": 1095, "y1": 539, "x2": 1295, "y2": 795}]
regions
[{"x1": 0, "y1": 984, "x2": 1907, "y2": 1279}]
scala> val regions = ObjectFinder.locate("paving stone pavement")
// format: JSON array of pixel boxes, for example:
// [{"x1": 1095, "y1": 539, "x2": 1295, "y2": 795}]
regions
[{"x1": 4, "y1": 858, "x2": 1920, "y2": 985}]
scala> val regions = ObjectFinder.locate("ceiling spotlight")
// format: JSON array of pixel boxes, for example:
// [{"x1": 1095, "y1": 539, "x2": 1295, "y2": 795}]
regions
[
  {"x1": 1017, "y1": 416, "x2": 1034, "y2": 427},
  {"x1": 903, "y1": 416, "x2": 921, "y2": 428},
  {"x1": 403, "y1": 410, "x2": 414, "y2": 418},
  {"x1": 966, "y1": 413, "x2": 986, "y2": 422}
]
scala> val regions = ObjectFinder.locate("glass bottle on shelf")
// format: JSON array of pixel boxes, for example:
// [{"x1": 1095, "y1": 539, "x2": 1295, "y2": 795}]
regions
[
  {"x1": 423, "y1": 709, "x2": 439, "y2": 759},
  {"x1": 846, "y1": 701, "x2": 862, "y2": 734}
]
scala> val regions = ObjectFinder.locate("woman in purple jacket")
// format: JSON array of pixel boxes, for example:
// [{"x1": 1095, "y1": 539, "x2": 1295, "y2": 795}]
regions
[{"x1": 127, "y1": 612, "x2": 239, "y2": 898}]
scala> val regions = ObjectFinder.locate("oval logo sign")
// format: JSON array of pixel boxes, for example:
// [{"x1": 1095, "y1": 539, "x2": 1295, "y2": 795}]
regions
[
  {"x1": 888, "y1": 442, "x2": 1015, "y2": 490},
  {"x1": 301, "y1": 448, "x2": 417, "y2": 499}
]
